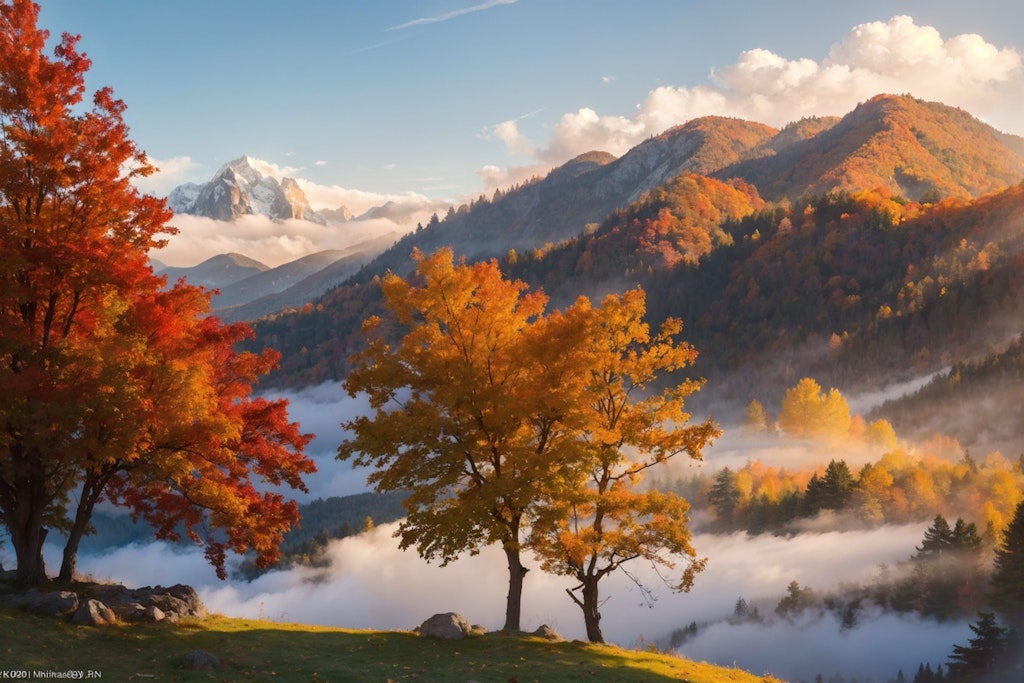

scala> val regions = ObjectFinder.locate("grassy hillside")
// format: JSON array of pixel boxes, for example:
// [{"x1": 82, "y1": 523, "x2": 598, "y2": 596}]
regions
[{"x1": 0, "y1": 606, "x2": 784, "y2": 682}]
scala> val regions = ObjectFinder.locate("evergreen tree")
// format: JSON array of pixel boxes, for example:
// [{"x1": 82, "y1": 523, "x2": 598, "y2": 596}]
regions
[
  {"x1": 708, "y1": 467, "x2": 741, "y2": 527},
  {"x1": 819, "y1": 459, "x2": 857, "y2": 510},
  {"x1": 951, "y1": 518, "x2": 983, "y2": 556},
  {"x1": 917, "y1": 515, "x2": 954, "y2": 558},
  {"x1": 802, "y1": 460, "x2": 857, "y2": 515},
  {"x1": 775, "y1": 580, "x2": 816, "y2": 617},
  {"x1": 989, "y1": 500, "x2": 1024, "y2": 629},
  {"x1": 946, "y1": 612, "x2": 1007, "y2": 680},
  {"x1": 913, "y1": 515, "x2": 985, "y2": 619}
]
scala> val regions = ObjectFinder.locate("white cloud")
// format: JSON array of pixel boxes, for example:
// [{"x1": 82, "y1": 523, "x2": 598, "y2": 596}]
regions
[
  {"x1": 476, "y1": 162, "x2": 549, "y2": 195},
  {"x1": 486, "y1": 15, "x2": 1024, "y2": 187},
  {"x1": 492, "y1": 119, "x2": 534, "y2": 157},
  {"x1": 155, "y1": 213, "x2": 407, "y2": 268},
  {"x1": 294, "y1": 177, "x2": 435, "y2": 215},
  {"x1": 388, "y1": 0, "x2": 518, "y2": 31},
  {"x1": 131, "y1": 155, "x2": 202, "y2": 196}
]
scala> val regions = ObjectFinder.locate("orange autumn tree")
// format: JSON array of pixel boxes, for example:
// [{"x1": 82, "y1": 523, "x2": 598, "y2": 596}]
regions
[
  {"x1": 339, "y1": 248, "x2": 573, "y2": 631},
  {"x1": 529, "y1": 289, "x2": 718, "y2": 643},
  {"x1": 340, "y1": 249, "x2": 716, "y2": 638},
  {"x1": 0, "y1": 0, "x2": 314, "y2": 583}
]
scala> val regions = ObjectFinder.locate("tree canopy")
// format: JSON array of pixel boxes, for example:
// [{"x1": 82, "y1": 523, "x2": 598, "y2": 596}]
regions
[
  {"x1": 340, "y1": 248, "x2": 716, "y2": 638},
  {"x1": 339, "y1": 248, "x2": 566, "y2": 631},
  {"x1": 777, "y1": 377, "x2": 852, "y2": 439},
  {"x1": 0, "y1": 0, "x2": 315, "y2": 583}
]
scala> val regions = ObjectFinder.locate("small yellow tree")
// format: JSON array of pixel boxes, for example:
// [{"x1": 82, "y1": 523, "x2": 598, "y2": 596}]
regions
[
  {"x1": 529, "y1": 289, "x2": 718, "y2": 643},
  {"x1": 777, "y1": 377, "x2": 851, "y2": 439}
]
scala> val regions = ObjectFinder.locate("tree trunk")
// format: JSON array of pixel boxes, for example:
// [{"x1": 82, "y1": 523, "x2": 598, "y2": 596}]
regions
[
  {"x1": 11, "y1": 521, "x2": 47, "y2": 584},
  {"x1": 503, "y1": 544, "x2": 527, "y2": 632},
  {"x1": 580, "y1": 577, "x2": 605, "y2": 643},
  {"x1": 6, "y1": 469, "x2": 49, "y2": 584},
  {"x1": 58, "y1": 472, "x2": 108, "y2": 583}
]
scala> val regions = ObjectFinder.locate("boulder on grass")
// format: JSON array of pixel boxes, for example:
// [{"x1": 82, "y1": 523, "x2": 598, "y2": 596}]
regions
[
  {"x1": 533, "y1": 624, "x2": 562, "y2": 641},
  {"x1": 72, "y1": 599, "x2": 117, "y2": 626},
  {"x1": 419, "y1": 612, "x2": 472, "y2": 640}
]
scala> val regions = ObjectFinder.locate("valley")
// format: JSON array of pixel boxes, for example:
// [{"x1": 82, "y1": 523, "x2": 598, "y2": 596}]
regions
[{"x1": 98, "y1": 92, "x2": 1024, "y2": 681}]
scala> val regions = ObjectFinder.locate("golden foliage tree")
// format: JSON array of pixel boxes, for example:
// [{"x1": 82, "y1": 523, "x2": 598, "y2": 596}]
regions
[
  {"x1": 340, "y1": 250, "x2": 717, "y2": 638},
  {"x1": 339, "y1": 248, "x2": 566, "y2": 631},
  {"x1": 527, "y1": 289, "x2": 718, "y2": 642},
  {"x1": 777, "y1": 377, "x2": 852, "y2": 439}
]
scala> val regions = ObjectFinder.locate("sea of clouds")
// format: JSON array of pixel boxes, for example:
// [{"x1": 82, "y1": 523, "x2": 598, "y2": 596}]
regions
[{"x1": 0, "y1": 381, "x2": 969, "y2": 681}]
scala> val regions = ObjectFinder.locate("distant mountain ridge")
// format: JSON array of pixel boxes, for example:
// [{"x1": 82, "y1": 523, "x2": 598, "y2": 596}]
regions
[
  {"x1": 246, "y1": 94, "x2": 1024, "y2": 396},
  {"x1": 168, "y1": 156, "x2": 350, "y2": 224},
  {"x1": 158, "y1": 253, "x2": 269, "y2": 290}
]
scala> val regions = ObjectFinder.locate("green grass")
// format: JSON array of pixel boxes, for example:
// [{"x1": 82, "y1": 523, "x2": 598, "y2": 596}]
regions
[{"x1": 0, "y1": 606, "x2": 785, "y2": 682}]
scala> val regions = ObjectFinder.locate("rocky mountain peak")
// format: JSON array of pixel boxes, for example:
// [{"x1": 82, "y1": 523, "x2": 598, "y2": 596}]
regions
[{"x1": 168, "y1": 156, "x2": 336, "y2": 224}]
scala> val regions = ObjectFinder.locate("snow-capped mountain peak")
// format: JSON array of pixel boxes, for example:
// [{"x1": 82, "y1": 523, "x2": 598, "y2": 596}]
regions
[{"x1": 168, "y1": 156, "x2": 330, "y2": 223}]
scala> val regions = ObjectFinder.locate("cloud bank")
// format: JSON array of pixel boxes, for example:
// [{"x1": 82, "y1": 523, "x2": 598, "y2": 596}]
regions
[
  {"x1": 154, "y1": 213, "x2": 407, "y2": 269},
  {"x1": 484, "y1": 15, "x2": 1024, "y2": 192},
  {"x1": 60, "y1": 521, "x2": 960, "y2": 682}
]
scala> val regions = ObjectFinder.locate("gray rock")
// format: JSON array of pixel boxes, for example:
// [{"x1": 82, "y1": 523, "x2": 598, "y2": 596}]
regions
[
  {"x1": 72, "y1": 599, "x2": 117, "y2": 626},
  {"x1": 181, "y1": 649, "x2": 221, "y2": 670},
  {"x1": 92, "y1": 583, "x2": 207, "y2": 620},
  {"x1": 107, "y1": 600, "x2": 146, "y2": 622},
  {"x1": 533, "y1": 624, "x2": 562, "y2": 641},
  {"x1": 419, "y1": 612, "x2": 472, "y2": 640},
  {"x1": 145, "y1": 594, "x2": 189, "y2": 618},
  {"x1": 3, "y1": 589, "x2": 79, "y2": 616},
  {"x1": 144, "y1": 605, "x2": 166, "y2": 622},
  {"x1": 160, "y1": 584, "x2": 208, "y2": 618}
]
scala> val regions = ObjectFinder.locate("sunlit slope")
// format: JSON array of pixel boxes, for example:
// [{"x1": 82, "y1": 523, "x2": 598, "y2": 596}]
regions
[
  {"x1": 722, "y1": 93, "x2": 1024, "y2": 201},
  {"x1": 0, "y1": 608, "x2": 786, "y2": 683}
]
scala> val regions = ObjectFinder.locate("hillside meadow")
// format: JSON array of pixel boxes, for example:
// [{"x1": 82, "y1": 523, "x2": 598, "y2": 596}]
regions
[{"x1": 0, "y1": 605, "x2": 783, "y2": 682}]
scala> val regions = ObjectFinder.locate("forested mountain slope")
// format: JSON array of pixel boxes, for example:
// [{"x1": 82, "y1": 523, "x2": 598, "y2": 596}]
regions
[{"x1": 249, "y1": 95, "x2": 1024, "y2": 408}]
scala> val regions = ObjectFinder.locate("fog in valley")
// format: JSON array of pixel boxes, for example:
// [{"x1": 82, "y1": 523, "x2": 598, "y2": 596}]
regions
[
  {"x1": 1, "y1": 380, "x2": 985, "y2": 681},
  {"x1": 60, "y1": 520, "x2": 966, "y2": 682}
]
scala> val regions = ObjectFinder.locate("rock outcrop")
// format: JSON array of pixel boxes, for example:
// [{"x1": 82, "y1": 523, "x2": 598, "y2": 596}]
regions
[
  {"x1": 0, "y1": 581, "x2": 206, "y2": 627},
  {"x1": 419, "y1": 612, "x2": 472, "y2": 640}
]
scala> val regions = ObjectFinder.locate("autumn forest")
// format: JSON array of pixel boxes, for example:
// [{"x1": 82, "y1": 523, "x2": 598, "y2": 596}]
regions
[{"x1": 4, "y1": 0, "x2": 1024, "y2": 681}]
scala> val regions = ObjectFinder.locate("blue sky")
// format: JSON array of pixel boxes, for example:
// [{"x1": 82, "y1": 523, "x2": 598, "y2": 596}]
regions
[{"x1": 34, "y1": 1, "x2": 1024, "y2": 264}]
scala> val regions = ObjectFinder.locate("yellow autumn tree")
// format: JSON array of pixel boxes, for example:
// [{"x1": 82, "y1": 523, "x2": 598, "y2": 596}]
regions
[
  {"x1": 528, "y1": 289, "x2": 719, "y2": 643},
  {"x1": 777, "y1": 377, "x2": 851, "y2": 439},
  {"x1": 340, "y1": 250, "x2": 717, "y2": 641},
  {"x1": 339, "y1": 248, "x2": 564, "y2": 632}
]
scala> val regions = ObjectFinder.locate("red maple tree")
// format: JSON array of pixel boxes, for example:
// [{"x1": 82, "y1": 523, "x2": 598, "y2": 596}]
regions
[{"x1": 0, "y1": 0, "x2": 315, "y2": 584}]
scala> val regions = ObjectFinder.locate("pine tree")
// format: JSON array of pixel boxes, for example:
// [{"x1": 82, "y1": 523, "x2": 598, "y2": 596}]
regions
[
  {"x1": 946, "y1": 612, "x2": 1007, "y2": 680},
  {"x1": 917, "y1": 515, "x2": 954, "y2": 558},
  {"x1": 989, "y1": 500, "x2": 1024, "y2": 629},
  {"x1": 708, "y1": 467, "x2": 742, "y2": 526}
]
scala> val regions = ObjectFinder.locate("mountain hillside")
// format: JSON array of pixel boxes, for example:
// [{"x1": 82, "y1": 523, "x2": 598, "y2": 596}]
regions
[
  {"x1": 722, "y1": 94, "x2": 1024, "y2": 200},
  {"x1": 211, "y1": 250, "x2": 350, "y2": 310},
  {"x1": 158, "y1": 252, "x2": 269, "y2": 290},
  {"x1": 249, "y1": 95, "x2": 1024, "y2": 406},
  {"x1": 357, "y1": 116, "x2": 780, "y2": 281},
  {"x1": 216, "y1": 232, "x2": 401, "y2": 323}
]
